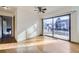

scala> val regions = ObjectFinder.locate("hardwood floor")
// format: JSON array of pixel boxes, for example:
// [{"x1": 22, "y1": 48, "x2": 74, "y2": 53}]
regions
[
  {"x1": 0, "y1": 36, "x2": 79, "y2": 53},
  {"x1": 0, "y1": 37, "x2": 17, "y2": 44}
]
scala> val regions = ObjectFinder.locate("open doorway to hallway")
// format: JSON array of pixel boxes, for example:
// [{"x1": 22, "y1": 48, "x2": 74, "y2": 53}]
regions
[
  {"x1": 43, "y1": 14, "x2": 71, "y2": 41},
  {"x1": 0, "y1": 16, "x2": 16, "y2": 43}
]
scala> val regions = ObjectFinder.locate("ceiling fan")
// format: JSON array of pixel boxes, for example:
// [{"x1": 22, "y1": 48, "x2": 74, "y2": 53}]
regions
[{"x1": 34, "y1": 7, "x2": 47, "y2": 13}]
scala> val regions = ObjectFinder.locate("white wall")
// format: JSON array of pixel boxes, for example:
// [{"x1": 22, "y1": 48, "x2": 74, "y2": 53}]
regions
[
  {"x1": 43, "y1": 6, "x2": 79, "y2": 43},
  {"x1": 15, "y1": 7, "x2": 42, "y2": 42}
]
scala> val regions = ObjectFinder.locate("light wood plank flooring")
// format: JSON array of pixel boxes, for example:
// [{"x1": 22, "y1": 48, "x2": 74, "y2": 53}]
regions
[{"x1": 0, "y1": 36, "x2": 79, "y2": 53}]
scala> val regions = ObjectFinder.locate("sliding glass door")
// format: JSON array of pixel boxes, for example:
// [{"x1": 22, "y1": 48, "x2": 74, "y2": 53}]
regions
[
  {"x1": 43, "y1": 18, "x2": 54, "y2": 36},
  {"x1": 53, "y1": 15, "x2": 70, "y2": 40},
  {"x1": 43, "y1": 14, "x2": 70, "y2": 40}
]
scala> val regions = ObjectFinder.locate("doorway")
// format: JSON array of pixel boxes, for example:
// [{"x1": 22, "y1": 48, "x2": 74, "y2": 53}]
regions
[
  {"x1": 0, "y1": 16, "x2": 16, "y2": 43},
  {"x1": 2, "y1": 16, "x2": 12, "y2": 39},
  {"x1": 43, "y1": 14, "x2": 71, "y2": 41}
]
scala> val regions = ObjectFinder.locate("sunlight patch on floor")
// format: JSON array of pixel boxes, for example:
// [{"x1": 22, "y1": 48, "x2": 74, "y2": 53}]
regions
[{"x1": 0, "y1": 37, "x2": 56, "y2": 50}]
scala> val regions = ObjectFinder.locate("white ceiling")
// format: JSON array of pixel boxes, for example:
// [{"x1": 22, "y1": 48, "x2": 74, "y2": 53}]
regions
[
  {"x1": 0, "y1": 6, "x2": 64, "y2": 14},
  {"x1": 44, "y1": 6, "x2": 64, "y2": 13},
  {"x1": 0, "y1": 6, "x2": 17, "y2": 13}
]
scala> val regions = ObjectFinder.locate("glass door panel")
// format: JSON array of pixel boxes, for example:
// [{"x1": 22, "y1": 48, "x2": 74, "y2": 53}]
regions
[
  {"x1": 43, "y1": 18, "x2": 53, "y2": 36},
  {"x1": 53, "y1": 15, "x2": 69, "y2": 40}
]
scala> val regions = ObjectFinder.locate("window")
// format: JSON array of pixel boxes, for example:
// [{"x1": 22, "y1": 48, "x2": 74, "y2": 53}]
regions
[{"x1": 43, "y1": 14, "x2": 70, "y2": 40}]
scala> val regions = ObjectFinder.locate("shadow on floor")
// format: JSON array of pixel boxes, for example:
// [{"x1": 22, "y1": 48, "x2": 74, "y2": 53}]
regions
[{"x1": 0, "y1": 37, "x2": 17, "y2": 44}]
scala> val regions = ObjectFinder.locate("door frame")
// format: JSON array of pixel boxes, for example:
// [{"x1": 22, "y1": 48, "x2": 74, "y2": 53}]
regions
[{"x1": 0, "y1": 15, "x2": 15, "y2": 39}]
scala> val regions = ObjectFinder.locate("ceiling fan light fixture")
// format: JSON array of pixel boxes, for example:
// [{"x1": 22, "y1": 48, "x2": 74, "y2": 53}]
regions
[{"x1": 34, "y1": 6, "x2": 47, "y2": 13}]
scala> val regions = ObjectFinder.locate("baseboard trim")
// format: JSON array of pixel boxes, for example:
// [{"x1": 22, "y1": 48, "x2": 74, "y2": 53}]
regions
[{"x1": 70, "y1": 41, "x2": 79, "y2": 44}]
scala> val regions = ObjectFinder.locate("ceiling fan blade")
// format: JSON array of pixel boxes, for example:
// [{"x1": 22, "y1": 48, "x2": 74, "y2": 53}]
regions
[
  {"x1": 38, "y1": 7, "x2": 42, "y2": 12},
  {"x1": 42, "y1": 11, "x2": 45, "y2": 13},
  {"x1": 34, "y1": 7, "x2": 46, "y2": 13},
  {"x1": 42, "y1": 8, "x2": 47, "y2": 10}
]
